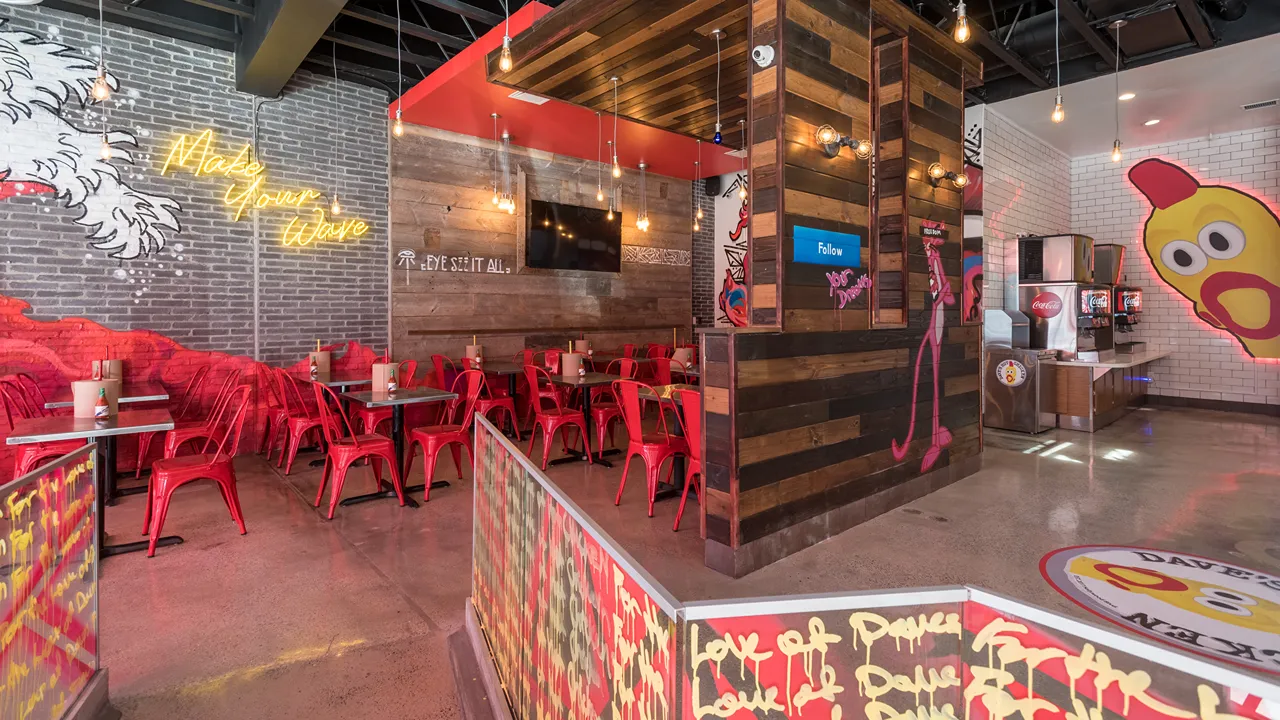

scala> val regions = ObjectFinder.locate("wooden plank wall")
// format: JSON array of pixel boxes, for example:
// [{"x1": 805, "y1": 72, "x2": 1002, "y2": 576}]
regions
[
  {"x1": 748, "y1": 0, "x2": 781, "y2": 327},
  {"x1": 709, "y1": 0, "x2": 981, "y2": 572},
  {"x1": 390, "y1": 126, "x2": 694, "y2": 361},
  {"x1": 873, "y1": 38, "x2": 908, "y2": 327}
]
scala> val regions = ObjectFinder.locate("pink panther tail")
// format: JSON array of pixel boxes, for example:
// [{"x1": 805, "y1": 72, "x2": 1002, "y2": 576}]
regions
[{"x1": 892, "y1": 335, "x2": 929, "y2": 461}]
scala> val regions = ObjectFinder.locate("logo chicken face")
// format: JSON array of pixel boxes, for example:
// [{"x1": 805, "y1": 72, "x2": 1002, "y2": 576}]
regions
[
  {"x1": 1129, "y1": 159, "x2": 1280, "y2": 359},
  {"x1": 1069, "y1": 557, "x2": 1280, "y2": 634}
]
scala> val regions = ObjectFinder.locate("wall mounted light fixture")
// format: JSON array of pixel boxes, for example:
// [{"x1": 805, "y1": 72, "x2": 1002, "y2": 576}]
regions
[
  {"x1": 927, "y1": 163, "x2": 968, "y2": 189},
  {"x1": 815, "y1": 125, "x2": 871, "y2": 159}
]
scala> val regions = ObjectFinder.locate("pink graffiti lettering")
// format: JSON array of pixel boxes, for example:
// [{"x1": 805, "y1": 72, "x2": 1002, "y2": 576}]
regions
[{"x1": 826, "y1": 270, "x2": 872, "y2": 309}]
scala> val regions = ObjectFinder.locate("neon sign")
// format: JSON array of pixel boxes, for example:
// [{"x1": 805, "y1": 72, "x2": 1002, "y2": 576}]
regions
[{"x1": 160, "y1": 129, "x2": 369, "y2": 246}]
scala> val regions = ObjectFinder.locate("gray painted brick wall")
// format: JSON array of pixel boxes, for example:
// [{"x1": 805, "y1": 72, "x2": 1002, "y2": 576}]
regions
[
  {"x1": 692, "y1": 180, "x2": 716, "y2": 328},
  {"x1": 0, "y1": 6, "x2": 389, "y2": 366}
]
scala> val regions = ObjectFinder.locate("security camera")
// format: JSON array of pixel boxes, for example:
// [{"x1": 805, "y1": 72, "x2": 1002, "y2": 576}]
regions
[{"x1": 751, "y1": 45, "x2": 775, "y2": 68}]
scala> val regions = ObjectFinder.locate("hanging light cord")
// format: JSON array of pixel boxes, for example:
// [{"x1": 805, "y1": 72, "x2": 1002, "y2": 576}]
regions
[
  {"x1": 597, "y1": 112, "x2": 602, "y2": 190},
  {"x1": 333, "y1": 39, "x2": 341, "y2": 204},
  {"x1": 1055, "y1": 0, "x2": 1061, "y2": 90},
  {"x1": 396, "y1": 0, "x2": 402, "y2": 108},
  {"x1": 714, "y1": 33, "x2": 722, "y2": 129},
  {"x1": 1114, "y1": 24, "x2": 1121, "y2": 139}
]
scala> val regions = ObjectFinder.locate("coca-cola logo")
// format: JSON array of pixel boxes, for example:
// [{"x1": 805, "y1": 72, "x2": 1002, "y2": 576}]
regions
[
  {"x1": 1081, "y1": 289, "x2": 1110, "y2": 312},
  {"x1": 1030, "y1": 292, "x2": 1063, "y2": 319}
]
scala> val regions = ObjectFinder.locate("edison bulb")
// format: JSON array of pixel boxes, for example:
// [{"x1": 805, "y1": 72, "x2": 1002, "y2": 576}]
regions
[
  {"x1": 738, "y1": 186, "x2": 748, "y2": 201},
  {"x1": 392, "y1": 108, "x2": 405, "y2": 137},
  {"x1": 815, "y1": 124, "x2": 838, "y2": 145},
  {"x1": 596, "y1": 189, "x2": 605, "y2": 202},
  {"x1": 91, "y1": 68, "x2": 111, "y2": 102},
  {"x1": 99, "y1": 139, "x2": 112, "y2": 160},
  {"x1": 695, "y1": 207, "x2": 703, "y2": 220},
  {"x1": 954, "y1": 16, "x2": 970, "y2": 43},
  {"x1": 499, "y1": 37, "x2": 513, "y2": 72},
  {"x1": 952, "y1": 172, "x2": 969, "y2": 188},
  {"x1": 855, "y1": 140, "x2": 873, "y2": 159},
  {"x1": 607, "y1": 209, "x2": 614, "y2": 221},
  {"x1": 1051, "y1": 95, "x2": 1065, "y2": 124},
  {"x1": 330, "y1": 198, "x2": 342, "y2": 216},
  {"x1": 928, "y1": 163, "x2": 946, "y2": 179},
  {"x1": 492, "y1": 191, "x2": 500, "y2": 205},
  {"x1": 1111, "y1": 140, "x2": 1123, "y2": 163},
  {"x1": 693, "y1": 219, "x2": 700, "y2": 232},
  {"x1": 611, "y1": 160, "x2": 622, "y2": 179}
]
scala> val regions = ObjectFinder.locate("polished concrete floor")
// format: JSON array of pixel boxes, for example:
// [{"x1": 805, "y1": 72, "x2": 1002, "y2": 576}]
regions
[{"x1": 98, "y1": 406, "x2": 1280, "y2": 718}]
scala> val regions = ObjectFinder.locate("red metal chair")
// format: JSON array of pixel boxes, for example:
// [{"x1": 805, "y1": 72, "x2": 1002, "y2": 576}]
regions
[
  {"x1": 172, "y1": 364, "x2": 212, "y2": 421},
  {"x1": 406, "y1": 370, "x2": 483, "y2": 500},
  {"x1": 645, "y1": 344, "x2": 672, "y2": 359},
  {"x1": 431, "y1": 355, "x2": 457, "y2": 391},
  {"x1": 587, "y1": 359, "x2": 636, "y2": 456},
  {"x1": 312, "y1": 382, "x2": 407, "y2": 519},
  {"x1": 142, "y1": 385, "x2": 252, "y2": 556},
  {"x1": 397, "y1": 360, "x2": 418, "y2": 389},
  {"x1": 153, "y1": 368, "x2": 242, "y2": 466},
  {"x1": 520, "y1": 361, "x2": 567, "y2": 429},
  {"x1": 612, "y1": 380, "x2": 687, "y2": 517},
  {"x1": 0, "y1": 378, "x2": 83, "y2": 480},
  {"x1": 275, "y1": 368, "x2": 334, "y2": 475},
  {"x1": 475, "y1": 372, "x2": 518, "y2": 436},
  {"x1": 523, "y1": 365, "x2": 592, "y2": 470},
  {"x1": 622, "y1": 343, "x2": 636, "y2": 358},
  {"x1": 260, "y1": 365, "x2": 289, "y2": 457},
  {"x1": 673, "y1": 388, "x2": 703, "y2": 532}
]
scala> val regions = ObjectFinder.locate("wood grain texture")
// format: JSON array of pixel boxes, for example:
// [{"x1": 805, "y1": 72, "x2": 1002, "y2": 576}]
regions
[{"x1": 391, "y1": 126, "x2": 692, "y2": 361}]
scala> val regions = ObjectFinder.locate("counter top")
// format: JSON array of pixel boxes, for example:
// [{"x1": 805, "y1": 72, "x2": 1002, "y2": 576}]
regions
[{"x1": 1041, "y1": 349, "x2": 1171, "y2": 369}]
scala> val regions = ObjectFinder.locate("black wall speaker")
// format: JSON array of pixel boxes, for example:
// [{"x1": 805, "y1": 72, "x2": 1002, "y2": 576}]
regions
[{"x1": 703, "y1": 176, "x2": 721, "y2": 197}]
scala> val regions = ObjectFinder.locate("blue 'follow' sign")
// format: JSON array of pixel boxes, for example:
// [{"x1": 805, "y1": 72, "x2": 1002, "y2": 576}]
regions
[{"x1": 792, "y1": 226, "x2": 861, "y2": 266}]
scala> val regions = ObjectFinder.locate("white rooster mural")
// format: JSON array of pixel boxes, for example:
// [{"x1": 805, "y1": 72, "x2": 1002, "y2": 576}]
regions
[{"x1": 0, "y1": 17, "x2": 181, "y2": 259}]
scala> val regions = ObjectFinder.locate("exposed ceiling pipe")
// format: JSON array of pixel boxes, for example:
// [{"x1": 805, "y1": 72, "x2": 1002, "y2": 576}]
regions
[{"x1": 1211, "y1": 0, "x2": 1248, "y2": 21}]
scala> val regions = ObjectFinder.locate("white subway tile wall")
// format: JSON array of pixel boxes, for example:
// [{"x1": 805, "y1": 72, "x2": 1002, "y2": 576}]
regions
[
  {"x1": 981, "y1": 110, "x2": 1072, "y2": 311},
  {"x1": 1070, "y1": 125, "x2": 1280, "y2": 404}
]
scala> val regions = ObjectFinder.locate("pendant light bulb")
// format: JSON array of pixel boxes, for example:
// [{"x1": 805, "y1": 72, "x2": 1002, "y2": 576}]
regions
[
  {"x1": 99, "y1": 135, "x2": 111, "y2": 160},
  {"x1": 739, "y1": 185, "x2": 748, "y2": 201},
  {"x1": 596, "y1": 188, "x2": 605, "y2": 202},
  {"x1": 696, "y1": 206, "x2": 704, "y2": 220},
  {"x1": 1051, "y1": 95, "x2": 1065, "y2": 124},
  {"x1": 392, "y1": 108, "x2": 405, "y2": 137},
  {"x1": 607, "y1": 209, "x2": 614, "y2": 221},
  {"x1": 331, "y1": 197, "x2": 342, "y2": 216},
  {"x1": 92, "y1": 67, "x2": 111, "y2": 102},
  {"x1": 1111, "y1": 139, "x2": 1123, "y2": 163},
  {"x1": 693, "y1": 218, "x2": 700, "y2": 232},
  {"x1": 953, "y1": 2, "x2": 970, "y2": 43},
  {"x1": 612, "y1": 158, "x2": 622, "y2": 179},
  {"x1": 499, "y1": 36, "x2": 514, "y2": 73},
  {"x1": 713, "y1": 123, "x2": 723, "y2": 145}
]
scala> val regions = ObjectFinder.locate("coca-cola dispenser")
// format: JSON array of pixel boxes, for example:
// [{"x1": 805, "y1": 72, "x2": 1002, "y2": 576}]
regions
[
  {"x1": 1114, "y1": 286, "x2": 1143, "y2": 333},
  {"x1": 1015, "y1": 235, "x2": 1114, "y2": 362}
]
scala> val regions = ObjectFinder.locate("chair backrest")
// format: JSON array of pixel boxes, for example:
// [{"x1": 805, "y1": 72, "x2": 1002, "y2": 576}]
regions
[
  {"x1": 202, "y1": 368, "x2": 243, "y2": 429},
  {"x1": 174, "y1": 364, "x2": 212, "y2": 419},
  {"x1": 622, "y1": 343, "x2": 635, "y2": 358},
  {"x1": 544, "y1": 350, "x2": 562, "y2": 374},
  {"x1": 674, "y1": 389, "x2": 702, "y2": 463},
  {"x1": 513, "y1": 349, "x2": 534, "y2": 366},
  {"x1": 397, "y1": 360, "x2": 418, "y2": 389},
  {"x1": 13, "y1": 374, "x2": 50, "y2": 417},
  {"x1": 198, "y1": 384, "x2": 253, "y2": 458},
  {"x1": 651, "y1": 359, "x2": 673, "y2": 386},
  {"x1": 613, "y1": 380, "x2": 676, "y2": 442},
  {"x1": 431, "y1": 355, "x2": 455, "y2": 390},
  {"x1": 646, "y1": 344, "x2": 671, "y2": 359},
  {"x1": 447, "y1": 369, "x2": 485, "y2": 429},
  {"x1": 522, "y1": 364, "x2": 563, "y2": 413},
  {"x1": 273, "y1": 368, "x2": 315, "y2": 420},
  {"x1": 311, "y1": 382, "x2": 359, "y2": 447},
  {"x1": 262, "y1": 365, "x2": 285, "y2": 408},
  {"x1": 0, "y1": 377, "x2": 39, "y2": 422},
  {"x1": 604, "y1": 358, "x2": 638, "y2": 379}
]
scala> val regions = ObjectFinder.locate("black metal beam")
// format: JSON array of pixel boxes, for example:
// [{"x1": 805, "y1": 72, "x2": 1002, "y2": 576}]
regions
[
  {"x1": 44, "y1": 0, "x2": 238, "y2": 44},
  {"x1": 1059, "y1": 0, "x2": 1118, "y2": 68},
  {"x1": 299, "y1": 59, "x2": 397, "y2": 98},
  {"x1": 340, "y1": 6, "x2": 470, "y2": 50},
  {"x1": 416, "y1": 0, "x2": 503, "y2": 26},
  {"x1": 177, "y1": 0, "x2": 254, "y2": 18},
  {"x1": 236, "y1": 0, "x2": 345, "y2": 96},
  {"x1": 1175, "y1": 0, "x2": 1215, "y2": 48},
  {"x1": 323, "y1": 32, "x2": 444, "y2": 69}
]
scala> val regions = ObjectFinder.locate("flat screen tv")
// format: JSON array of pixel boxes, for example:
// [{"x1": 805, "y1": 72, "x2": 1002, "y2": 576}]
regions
[{"x1": 526, "y1": 199, "x2": 622, "y2": 272}]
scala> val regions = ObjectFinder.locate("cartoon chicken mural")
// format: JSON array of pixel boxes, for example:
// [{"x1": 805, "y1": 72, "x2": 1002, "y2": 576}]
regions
[{"x1": 1129, "y1": 158, "x2": 1280, "y2": 359}]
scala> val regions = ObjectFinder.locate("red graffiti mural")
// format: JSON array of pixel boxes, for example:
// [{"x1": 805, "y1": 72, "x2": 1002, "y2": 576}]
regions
[{"x1": 0, "y1": 293, "x2": 379, "y2": 476}]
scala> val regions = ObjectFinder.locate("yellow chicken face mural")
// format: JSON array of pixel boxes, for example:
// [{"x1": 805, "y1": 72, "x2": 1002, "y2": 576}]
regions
[{"x1": 1129, "y1": 159, "x2": 1280, "y2": 359}]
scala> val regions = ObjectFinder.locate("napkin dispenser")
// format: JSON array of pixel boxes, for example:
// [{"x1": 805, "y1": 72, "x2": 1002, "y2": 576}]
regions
[
  {"x1": 561, "y1": 352, "x2": 584, "y2": 378},
  {"x1": 372, "y1": 363, "x2": 397, "y2": 392},
  {"x1": 72, "y1": 379, "x2": 121, "y2": 419},
  {"x1": 671, "y1": 348, "x2": 694, "y2": 369},
  {"x1": 92, "y1": 359, "x2": 123, "y2": 380},
  {"x1": 308, "y1": 351, "x2": 331, "y2": 374},
  {"x1": 572, "y1": 340, "x2": 591, "y2": 354},
  {"x1": 465, "y1": 345, "x2": 483, "y2": 360}
]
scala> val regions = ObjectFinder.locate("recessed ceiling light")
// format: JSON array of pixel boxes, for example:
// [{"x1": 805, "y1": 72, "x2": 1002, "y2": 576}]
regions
[
  {"x1": 1144, "y1": 119, "x2": 1160, "y2": 126},
  {"x1": 1119, "y1": 92, "x2": 1136, "y2": 101}
]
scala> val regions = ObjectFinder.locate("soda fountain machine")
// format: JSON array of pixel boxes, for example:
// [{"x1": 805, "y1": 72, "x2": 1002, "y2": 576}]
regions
[
  {"x1": 1095, "y1": 243, "x2": 1144, "y2": 356},
  {"x1": 1017, "y1": 235, "x2": 1115, "y2": 362}
]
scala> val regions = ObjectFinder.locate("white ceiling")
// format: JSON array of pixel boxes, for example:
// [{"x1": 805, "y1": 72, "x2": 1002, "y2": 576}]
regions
[{"x1": 989, "y1": 34, "x2": 1280, "y2": 158}]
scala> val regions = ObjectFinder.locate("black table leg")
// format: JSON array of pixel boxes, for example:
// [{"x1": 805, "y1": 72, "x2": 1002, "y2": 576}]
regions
[
  {"x1": 652, "y1": 406, "x2": 684, "y2": 502},
  {"x1": 507, "y1": 374, "x2": 526, "y2": 439},
  {"x1": 341, "y1": 401, "x2": 439, "y2": 507},
  {"x1": 99, "y1": 434, "x2": 183, "y2": 558},
  {"x1": 550, "y1": 385, "x2": 613, "y2": 468}
]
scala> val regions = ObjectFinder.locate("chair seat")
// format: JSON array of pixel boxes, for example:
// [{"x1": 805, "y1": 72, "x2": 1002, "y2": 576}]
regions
[
  {"x1": 153, "y1": 452, "x2": 232, "y2": 473},
  {"x1": 412, "y1": 424, "x2": 464, "y2": 435},
  {"x1": 591, "y1": 402, "x2": 620, "y2": 416},
  {"x1": 330, "y1": 433, "x2": 394, "y2": 449},
  {"x1": 638, "y1": 432, "x2": 688, "y2": 449}
]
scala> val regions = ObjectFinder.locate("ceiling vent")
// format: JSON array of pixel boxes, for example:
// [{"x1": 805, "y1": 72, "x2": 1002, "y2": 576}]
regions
[
  {"x1": 724, "y1": 147, "x2": 748, "y2": 159},
  {"x1": 1241, "y1": 99, "x2": 1278, "y2": 111},
  {"x1": 508, "y1": 90, "x2": 550, "y2": 106}
]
